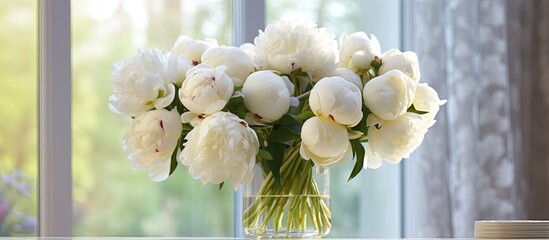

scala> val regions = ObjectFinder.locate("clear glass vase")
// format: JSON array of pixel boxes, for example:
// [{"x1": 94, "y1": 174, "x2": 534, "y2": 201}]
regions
[{"x1": 242, "y1": 150, "x2": 331, "y2": 238}]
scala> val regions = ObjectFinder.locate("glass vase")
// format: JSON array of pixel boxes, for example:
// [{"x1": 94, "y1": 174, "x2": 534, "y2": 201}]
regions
[{"x1": 242, "y1": 146, "x2": 331, "y2": 238}]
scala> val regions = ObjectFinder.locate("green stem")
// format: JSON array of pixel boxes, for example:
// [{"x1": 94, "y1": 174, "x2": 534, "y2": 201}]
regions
[{"x1": 242, "y1": 144, "x2": 331, "y2": 236}]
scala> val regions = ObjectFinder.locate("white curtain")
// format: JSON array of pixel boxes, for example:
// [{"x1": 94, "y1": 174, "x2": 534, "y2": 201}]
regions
[{"x1": 403, "y1": 0, "x2": 549, "y2": 237}]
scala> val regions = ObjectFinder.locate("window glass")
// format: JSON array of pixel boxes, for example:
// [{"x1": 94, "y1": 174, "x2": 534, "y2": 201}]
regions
[
  {"x1": 267, "y1": 0, "x2": 402, "y2": 237},
  {"x1": 71, "y1": 0, "x2": 233, "y2": 236},
  {"x1": 0, "y1": 0, "x2": 38, "y2": 236}
]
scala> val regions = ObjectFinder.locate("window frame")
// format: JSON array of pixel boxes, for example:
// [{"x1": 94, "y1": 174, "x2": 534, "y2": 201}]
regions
[
  {"x1": 232, "y1": 0, "x2": 265, "y2": 237},
  {"x1": 38, "y1": 0, "x2": 72, "y2": 237}
]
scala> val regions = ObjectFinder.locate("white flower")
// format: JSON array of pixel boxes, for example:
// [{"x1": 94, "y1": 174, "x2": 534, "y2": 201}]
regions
[
  {"x1": 201, "y1": 46, "x2": 255, "y2": 87},
  {"x1": 254, "y1": 18, "x2": 338, "y2": 81},
  {"x1": 242, "y1": 70, "x2": 293, "y2": 122},
  {"x1": 300, "y1": 117, "x2": 351, "y2": 167},
  {"x1": 167, "y1": 52, "x2": 192, "y2": 86},
  {"x1": 363, "y1": 69, "x2": 416, "y2": 120},
  {"x1": 179, "y1": 112, "x2": 259, "y2": 190},
  {"x1": 364, "y1": 144, "x2": 382, "y2": 169},
  {"x1": 239, "y1": 43, "x2": 256, "y2": 62},
  {"x1": 366, "y1": 113, "x2": 428, "y2": 164},
  {"x1": 339, "y1": 32, "x2": 381, "y2": 70},
  {"x1": 413, "y1": 83, "x2": 447, "y2": 127},
  {"x1": 309, "y1": 76, "x2": 363, "y2": 127},
  {"x1": 179, "y1": 64, "x2": 234, "y2": 115},
  {"x1": 379, "y1": 49, "x2": 421, "y2": 83},
  {"x1": 332, "y1": 67, "x2": 363, "y2": 90},
  {"x1": 171, "y1": 35, "x2": 218, "y2": 64},
  {"x1": 109, "y1": 49, "x2": 177, "y2": 117},
  {"x1": 122, "y1": 109, "x2": 182, "y2": 181}
]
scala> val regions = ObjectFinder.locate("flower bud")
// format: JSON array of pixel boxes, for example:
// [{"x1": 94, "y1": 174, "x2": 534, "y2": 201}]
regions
[
  {"x1": 379, "y1": 49, "x2": 421, "y2": 83},
  {"x1": 339, "y1": 32, "x2": 381, "y2": 70},
  {"x1": 201, "y1": 46, "x2": 255, "y2": 87},
  {"x1": 413, "y1": 83, "x2": 447, "y2": 127},
  {"x1": 367, "y1": 113, "x2": 428, "y2": 164},
  {"x1": 309, "y1": 76, "x2": 363, "y2": 127},
  {"x1": 171, "y1": 36, "x2": 218, "y2": 64},
  {"x1": 242, "y1": 71, "x2": 292, "y2": 122},
  {"x1": 300, "y1": 117, "x2": 351, "y2": 166},
  {"x1": 363, "y1": 69, "x2": 416, "y2": 120},
  {"x1": 332, "y1": 67, "x2": 363, "y2": 90},
  {"x1": 239, "y1": 43, "x2": 256, "y2": 63}
]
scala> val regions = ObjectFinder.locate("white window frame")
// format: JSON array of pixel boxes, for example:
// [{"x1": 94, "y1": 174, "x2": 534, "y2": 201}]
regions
[
  {"x1": 232, "y1": 0, "x2": 265, "y2": 237},
  {"x1": 39, "y1": 0, "x2": 72, "y2": 237}
]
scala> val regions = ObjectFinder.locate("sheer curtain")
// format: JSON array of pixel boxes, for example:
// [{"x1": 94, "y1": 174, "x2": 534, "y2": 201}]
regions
[{"x1": 403, "y1": 0, "x2": 549, "y2": 237}]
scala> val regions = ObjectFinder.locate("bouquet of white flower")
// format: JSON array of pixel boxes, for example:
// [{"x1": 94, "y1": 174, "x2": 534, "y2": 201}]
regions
[{"x1": 110, "y1": 18, "x2": 445, "y2": 237}]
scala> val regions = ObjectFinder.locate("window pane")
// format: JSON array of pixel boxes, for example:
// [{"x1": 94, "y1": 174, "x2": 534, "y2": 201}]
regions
[
  {"x1": 0, "y1": 0, "x2": 38, "y2": 236},
  {"x1": 71, "y1": 0, "x2": 233, "y2": 236},
  {"x1": 267, "y1": 0, "x2": 402, "y2": 238}
]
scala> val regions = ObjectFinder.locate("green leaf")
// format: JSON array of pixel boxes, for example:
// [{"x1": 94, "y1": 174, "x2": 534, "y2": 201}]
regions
[
  {"x1": 265, "y1": 142, "x2": 286, "y2": 187},
  {"x1": 348, "y1": 139, "x2": 365, "y2": 181},
  {"x1": 296, "y1": 111, "x2": 315, "y2": 122},
  {"x1": 304, "y1": 81, "x2": 314, "y2": 92},
  {"x1": 264, "y1": 146, "x2": 283, "y2": 187},
  {"x1": 352, "y1": 111, "x2": 369, "y2": 134},
  {"x1": 290, "y1": 68, "x2": 308, "y2": 77},
  {"x1": 169, "y1": 145, "x2": 179, "y2": 176},
  {"x1": 182, "y1": 123, "x2": 193, "y2": 131},
  {"x1": 351, "y1": 104, "x2": 372, "y2": 134},
  {"x1": 228, "y1": 94, "x2": 245, "y2": 105},
  {"x1": 258, "y1": 149, "x2": 273, "y2": 160},
  {"x1": 219, "y1": 181, "x2": 225, "y2": 191},
  {"x1": 267, "y1": 126, "x2": 300, "y2": 144},
  {"x1": 407, "y1": 104, "x2": 429, "y2": 115},
  {"x1": 276, "y1": 114, "x2": 300, "y2": 125},
  {"x1": 370, "y1": 58, "x2": 382, "y2": 69},
  {"x1": 225, "y1": 95, "x2": 249, "y2": 119}
]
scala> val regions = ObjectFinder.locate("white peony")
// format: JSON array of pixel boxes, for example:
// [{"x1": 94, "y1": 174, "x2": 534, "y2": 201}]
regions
[
  {"x1": 300, "y1": 116, "x2": 351, "y2": 167},
  {"x1": 309, "y1": 76, "x2": 363, "y2": 127},
  {"x1": 253, "y1": 18, "x2": 338, "y2": 81},
  {"x1": 363, "y1": 144, "x2": 382, "y2": 169},
  {"x1": 167, "y1": 52, "x2": 193, "y2": 86},
  {"x1": 171, "y1": 36, "x2": 218, "y2": 65},
  {"x1": 201, "y1": 46, "x2": 255, "y2": 87},
  {"x1": 179, "y1": 64, "x2": 234, "y2": 115},
  {"x1": 332, "y1": 67, "x2": 363, "y2": 90},
  {"x1": 339, "y1": 32, "x2": 381, "y2": 70},
  {"x1": 239, "y1": 43, "x2": 256, "y2": 62},
  {"x1": 109, "y1": 49, "x2": 177, "y2": 117},
  {"x1": 179, "y1": 111, "x2": 259, "y2": 190},
  {"x1": 242, "y1": 70, "x2": 293, "y2": 122},
  {"x1": 366, "y1": 113, "x2": 428, "y2": 164},
  {"x1": 122, "y1": 109, "x2": 182, "y2": 181},
  {"x1": 363, "y1": 69, "x2": 417, "y2": 120},
  {"x1": 413, "y1": 83, "x2": 447, "y2": 127},
  {"x1": 379, "y1": 49, "x2": 421, "y2": 83}
]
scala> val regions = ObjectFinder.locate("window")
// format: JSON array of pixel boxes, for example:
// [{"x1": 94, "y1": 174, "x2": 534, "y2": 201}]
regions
[
  {"x1": 266, "y1": 0, "x2": 402, "y2": 237},
  {"x1": 71, "y1": 0, "x2": 233, "y2": 236},
  {"x1": 0, "y1": 0, "x2": 38, "y2": 236},
  {"x1": 37, "y1": 0, "x2": 405, "y2": 237}
]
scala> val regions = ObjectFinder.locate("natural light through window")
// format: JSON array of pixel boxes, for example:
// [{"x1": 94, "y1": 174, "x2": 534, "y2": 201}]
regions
[
  {"x1": 0, "y1": 0, "x2": 38, "y2": 236},
  {"x1": 71, "y1": 0, "x2": 233, "y2": 236}
]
